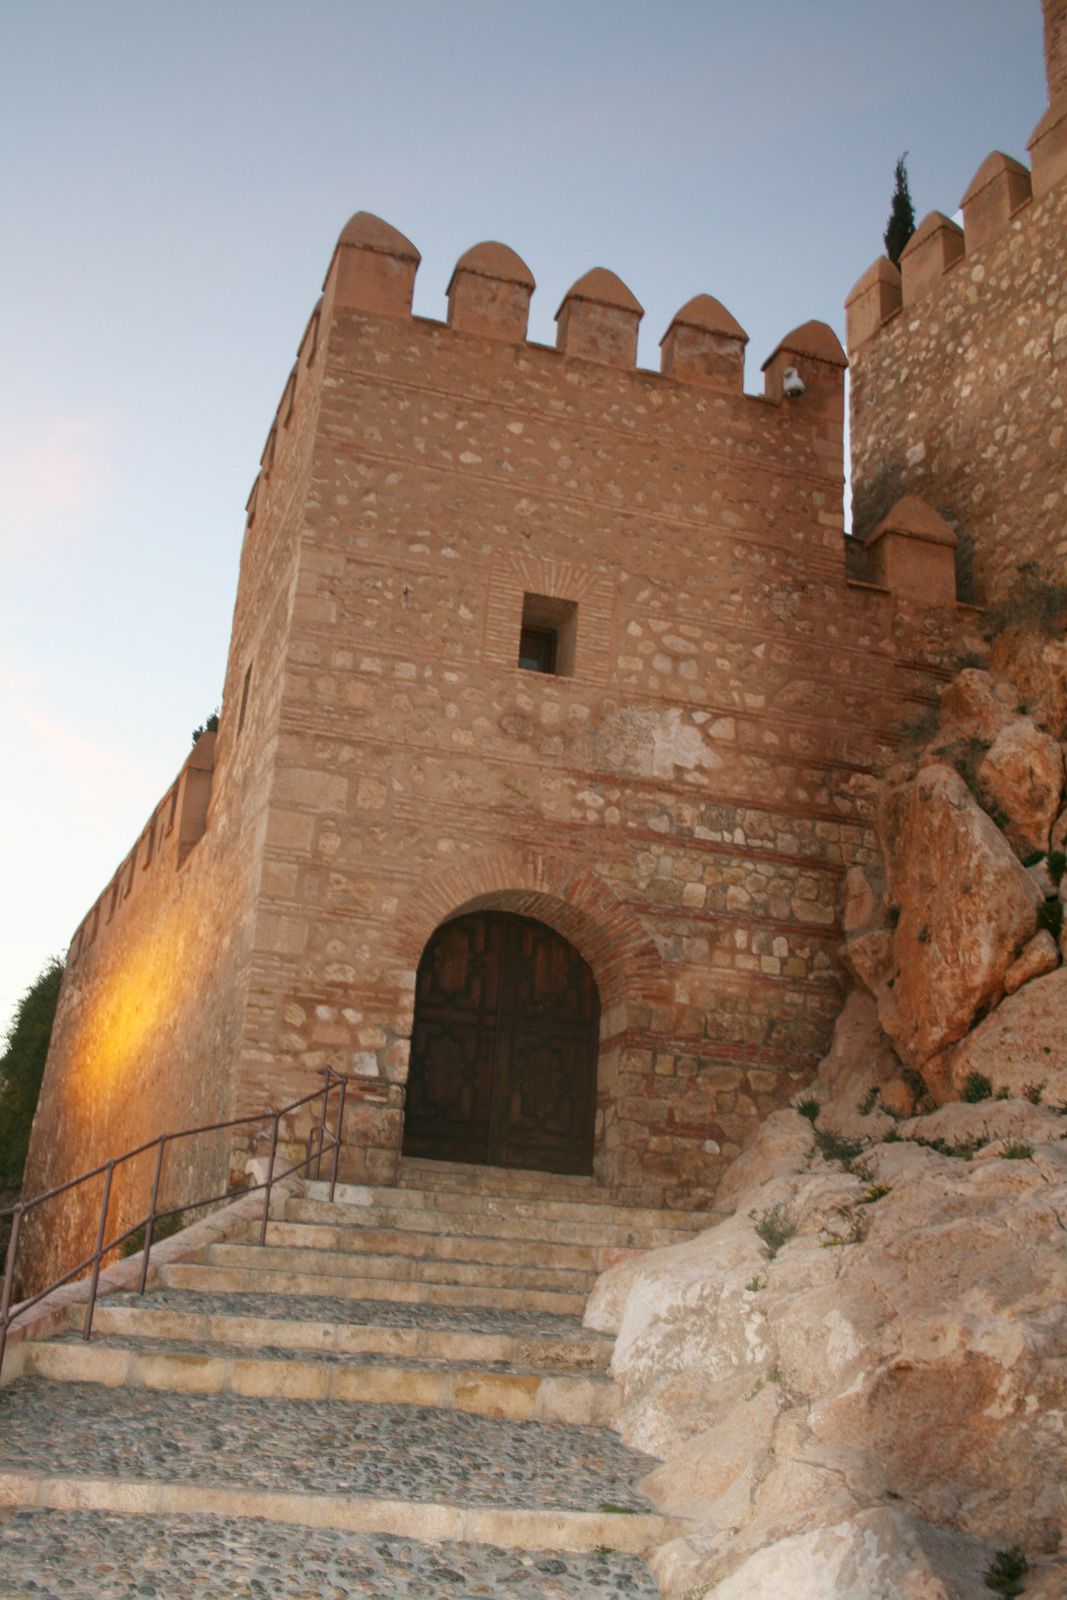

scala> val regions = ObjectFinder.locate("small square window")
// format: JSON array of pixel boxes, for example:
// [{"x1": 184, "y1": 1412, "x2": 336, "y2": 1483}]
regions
[{"x1": 517, "y1": 594, "x2": 578, "y2": 677}]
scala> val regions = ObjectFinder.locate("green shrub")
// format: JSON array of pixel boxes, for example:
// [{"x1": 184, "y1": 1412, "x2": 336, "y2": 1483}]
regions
[
  {"x1": 1047, "y1": 851, "x2": 1066, "y2": 888},
  {"x1": 982, "y1": 560, "x2": 1067, "y2": 642},
  {"x1": 962, "y1": 1072, "x2": 994, "y2": 1103},
  {"x1": 1000, "y1": 1142, "x2": 1034, "y2": 1162},
  {"x1": 1037, "y1": 899, "x2": 1064, "y2": 940},
  {"x1": 983, "y1": 1544, "x2": 1028, "y2": 1597},
  {"x1": 795, "y1": 1097, "x2": 820, "y2": 1123},
  {"x1": 751, "y1": 1203, "x2": 797, "y2": 1259}
]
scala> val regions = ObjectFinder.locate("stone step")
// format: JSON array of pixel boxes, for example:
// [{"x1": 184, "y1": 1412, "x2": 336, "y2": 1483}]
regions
[
  {"x1": 256, "y1": 1218, "x2": 635, "y2": 1275},
  {"x1": 198, "y1": 1241, "x2": 599, "y2": 1294},
  {"x1": 89, "y1": 1298, "x2": 614, "y2": 1372},
  {"x1": 0, "y1": 1381, "x2": 678, "y2": 1555},
  {"x1": 21, "y1": 1336, "x2": 618, "y2": 1424},
  {"x1": 159, "y1": 1260, "x2": 589, "y2": 1316},
  {"x1": 285, "y1": 1193, "x2": 701, "y2": 1249},
  {"x1": 0, "y1": 1506, "x2": 665, "y2": 1598},
  {"x1": 303, "y1": 1178, "x2": 713, "y2": 1233}
]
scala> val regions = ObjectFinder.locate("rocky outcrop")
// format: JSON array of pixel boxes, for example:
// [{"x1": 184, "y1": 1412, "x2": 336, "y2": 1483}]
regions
[
  {"x1": 947, "y1": 967, "x2": 1067, "y2": 1105},
  {"x1": 588, "y1": 1034, "x2": 1067, "y2": 1596},
  {"x1": 587, "y1": 655, "x2": 1067, "y2": 1598},
  {"x1": 872, "y1": 763, "x2": 1041, "y2": 1069}
]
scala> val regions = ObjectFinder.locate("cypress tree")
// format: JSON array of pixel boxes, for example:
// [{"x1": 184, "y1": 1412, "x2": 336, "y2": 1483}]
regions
[{"x1": 884, "y1": 153, "x2": 916, "y2": 266}]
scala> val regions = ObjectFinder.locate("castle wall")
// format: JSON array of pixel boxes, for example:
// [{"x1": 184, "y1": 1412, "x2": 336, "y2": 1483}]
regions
[
  {"x1": 848, "y1": 86, "x2": 1067, "y2": 603},
  {"x1": 226, "y1": 229, "x2": 967, "y2": 1207},
  {"x1": 24, "y1": 214, "x2": 975, "y2": 1273},
  {"x1": 18, "y1": 303, "x2": 327, "y2": 1291}
]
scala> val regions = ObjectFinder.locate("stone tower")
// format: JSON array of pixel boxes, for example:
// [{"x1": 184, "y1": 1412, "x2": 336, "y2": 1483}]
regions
[{"x1": 24, "y1": 212, "x2": 970, "y2": 1283}]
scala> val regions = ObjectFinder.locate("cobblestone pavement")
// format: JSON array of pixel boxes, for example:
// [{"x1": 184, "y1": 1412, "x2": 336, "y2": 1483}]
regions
[
  {"x1": 106, "y1": 1289, "x2": 605, "y2": 1342},
  {"x1": 0, "y1": 1380, "x2": 655, "y2": 1511},
  {"x1": 51, "y1": 1331, "x2": 604, "y2": 1377},
  {"x1": 0, "y1": 1508, "x2": 663, "y2": 1599}
]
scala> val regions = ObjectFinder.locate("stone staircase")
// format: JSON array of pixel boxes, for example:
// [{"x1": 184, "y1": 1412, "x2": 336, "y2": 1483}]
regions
[{"x1": 0, "y1": 1159, "x2": 707, "y2": 1598}]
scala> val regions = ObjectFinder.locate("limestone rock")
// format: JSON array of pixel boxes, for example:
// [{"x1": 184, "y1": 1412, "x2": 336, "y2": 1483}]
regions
[
  {"x1": 1003, "y1": 929, "x2": 1060, "y2": 994},
  {"x1": 711, "y1": 1109, "x2": 813, "y2": 1215},
  {"x1": 976, "y1": 718, "x2": 1064, "y2": 856},
  {"x1": 659, "y1": 1509, "x2": 995, "y2": 1600},
  {"x1": 947, "y1": 967, "x2": 1067, "y2": 1105},
  {"x1": 989, "y1": 631, "x2": 1067, "y2": 740},
  {"x1": 806, "y1": 989, "x2": 912, "y2": 1137},
  {"x1": 874, "y1": 764, "x2": 1041, "y2": 1069},
  {"x1": 936, "y1": 668, "x2": 1017, "y2": 740}
]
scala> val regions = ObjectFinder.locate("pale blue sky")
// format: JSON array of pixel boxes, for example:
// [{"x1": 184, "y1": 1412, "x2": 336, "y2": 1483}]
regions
[{"x1": 0, "y1": 1, "x2": 1047, "y2": 1034}]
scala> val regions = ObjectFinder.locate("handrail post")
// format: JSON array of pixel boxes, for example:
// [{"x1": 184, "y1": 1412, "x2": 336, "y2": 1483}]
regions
[
  {"x1": 138, "y1": 1136, "x2": 167, "y2": 1296},
  {"x1": 259, "y1": 1112, "x2": 280, "y2": 1247},
  {"x1": 329, "y1": 1077, "x2": 347, "y2": 1203},
  {"x1": 0, "y1": 1203, "x2": 24, "y2": 1381},
  {"x1": 315, "y1": 1070, "x2": 331, "y2": 1181},
  {"x1": 83, "y1": 1161, "x2": 115, "y2": 1342}
]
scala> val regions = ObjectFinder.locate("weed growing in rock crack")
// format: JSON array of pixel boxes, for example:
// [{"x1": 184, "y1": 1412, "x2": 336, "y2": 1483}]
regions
[
  {"x1": 962, "y1": 1071, "x2": 994, "y2": 1103},
  {"x1": 1037, "y1": 900, "x2": 1064, "y2": 940},
  {"x1": 745, "y1": 1275, "x2": 766, "y2": 1292},
  {"x1": 886, "y1": 1131, "x2": 986, "y2": 1160},
  {"x1": 813, "y1": 1127, "x2": 867, "y2": 1170},
  {"x1": 995, "y1": 1085, "x2": 1012, "y2": 1100},
  {"x1": 598, "y1": 1503, "x2": 636, "y2": 1515},
  {"x1": 796, "y1": 1097, "x2": 821, "y2": 1123},
  {"x1": 594, "y1": 1546, "x2": 615, "y2": 1556},
  {"x1": 1048, "y1": 850, "x2": 1066, "y2": 887},
  {"x1": 1000, "y1": 1142, "x2": 1034, "y2": 1161},
  {"x1": 1023, "y1": 1082, "x2": 1044, "y2": 1104},
  {"x1": 983, "y1": 1544, "x2": 1029, "y2": 1596},
  {"x1": 768, "y1": 1367, "x2": 782, "y2": 1383},
  {"x1": 751, "y1": 1203, "x2": 797, "y2": 1258},
  {"x1": 857, "y1": 1087, "x2": 880, "y2": 1116},
  {"x1": 1022, "y1": 850, "x2": 1047, "y2": 869}
]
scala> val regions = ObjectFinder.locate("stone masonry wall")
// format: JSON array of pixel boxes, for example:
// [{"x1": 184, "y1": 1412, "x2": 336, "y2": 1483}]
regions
[
  {"x1": 19, "y1": 302, "x2": 328, "y2": 1292},
  {"x1": 227, "y1": 221, "x2": 969, "y2": 1208},
  {"x1": 848, "y1": 95, "x2": 1067, "y2": 604}
]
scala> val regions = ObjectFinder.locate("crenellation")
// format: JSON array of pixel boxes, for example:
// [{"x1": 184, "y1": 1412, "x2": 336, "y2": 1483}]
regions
[
  {"x1": 959, "y1": 149, "x2": 1032, "y2": 250},
  {"x1": 849, "y1": 51, "x2": 1066, "y2": 603},
  {"x1": 899, "y1": 210, "x2": 965, "y2": 305}
]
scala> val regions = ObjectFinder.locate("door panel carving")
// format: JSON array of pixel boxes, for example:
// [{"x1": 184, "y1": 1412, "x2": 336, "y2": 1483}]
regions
[{"x1": 402, "y1": 911, "x2": 599, "y2": 1174}]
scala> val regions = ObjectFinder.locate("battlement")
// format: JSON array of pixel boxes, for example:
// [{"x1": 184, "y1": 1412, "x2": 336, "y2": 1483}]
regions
[
  {"x1": 66, "y1": 732, "x2": 215, "y2": 969},
  {"x1": 846, "y1": 125, "x2": 1065, "y2": 354},
  {"x1": 847, "y1": 3, "x2": 1067, "y2": 605}
]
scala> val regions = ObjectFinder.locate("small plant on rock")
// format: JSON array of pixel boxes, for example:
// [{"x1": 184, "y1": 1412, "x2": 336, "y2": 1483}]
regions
[
  {"x1": 962, "y1": 1072, "x2": 994, "y2": 1103},
  {"x1": 860, "y1": 1183, "x2": 892, "y2": 1204},
  {"x1": 1037, "y1": 900, "x2": 1064, "y2": 940},
  {"x1": 1000, "y1": 1142, "x2": 1034, "y2": 1161},
  {"x1": 1047, "y1": 850, "x2": 1066, "y2": 888},
  {"x1": 1023, "y1": 1082, "x2": 1044, "y2": 1105},
  {"x1": 796, "y1": 1097, "x2": 821, "y2": 1123},
  {"x1": 745, "y1": 1275, "x2": 766, "y2": 1293},
  {"x1": 751, "y1": 1203, "x2": 797, "y2": 1259},
  {"x1": 813, "y1": 1127, "x2": 866, "y2": 1170},
  {"x1": 857, "y1": 1086, "x2": 880, "y2": 1116},
  {"x1": 983, "y1": 1544, "x2": 1029, "y2": 1597}
]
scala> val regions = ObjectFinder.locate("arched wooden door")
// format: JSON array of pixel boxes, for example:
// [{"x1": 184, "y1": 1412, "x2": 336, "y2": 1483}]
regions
[{"x1": 402, "y1": 911, "x2": 600, "y2": 1174}]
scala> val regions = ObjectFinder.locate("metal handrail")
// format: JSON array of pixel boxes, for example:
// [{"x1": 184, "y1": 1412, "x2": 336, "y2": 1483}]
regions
[{"x1": 0, "y1": 1064, "x2": 371, "y2": 1379}]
